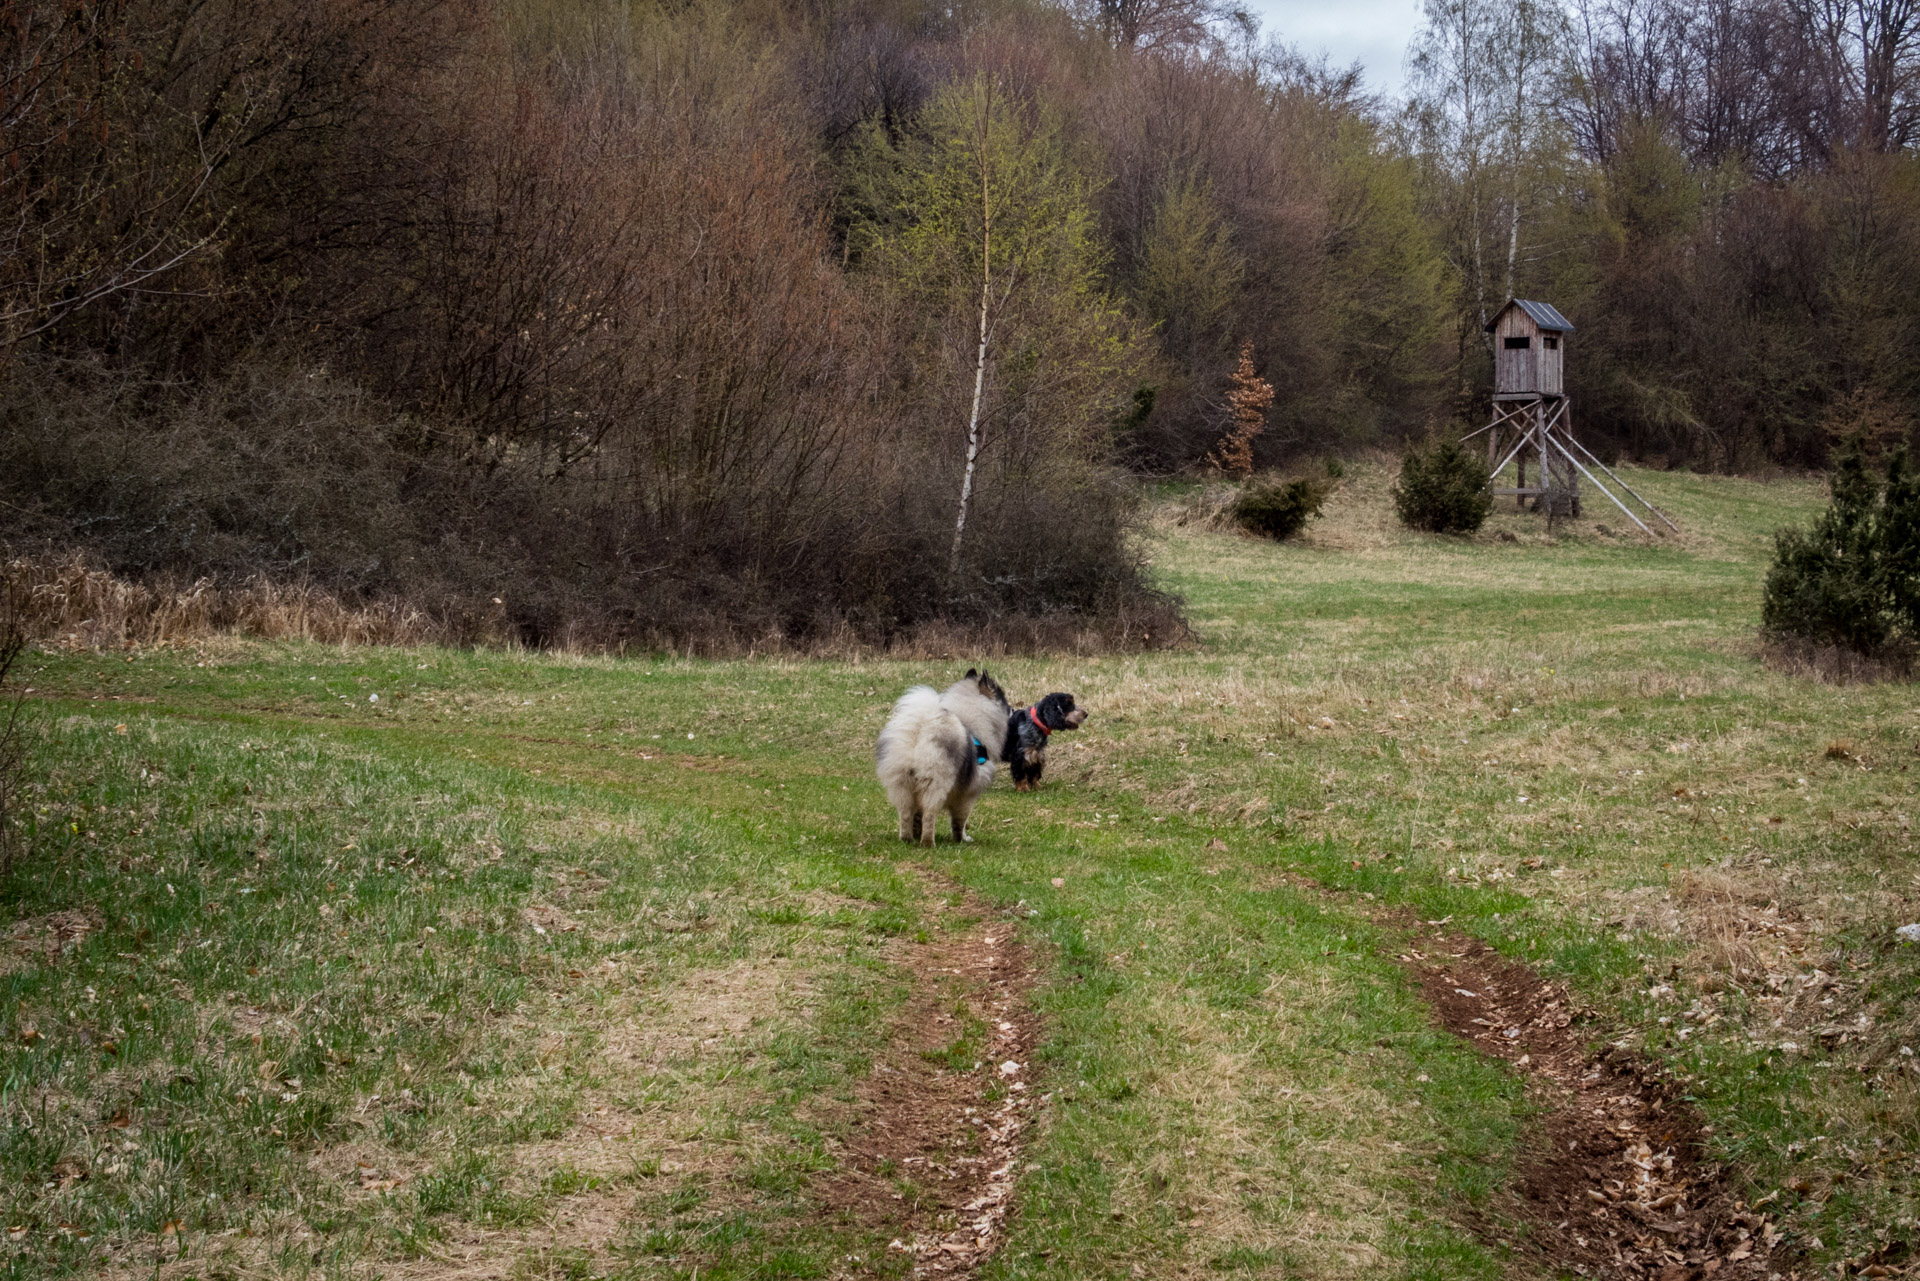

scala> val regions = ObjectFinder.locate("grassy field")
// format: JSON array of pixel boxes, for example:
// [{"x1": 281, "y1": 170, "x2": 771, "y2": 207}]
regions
[{"x1": 4, "y1": 463, "x2": 1919, "y2": 1280}]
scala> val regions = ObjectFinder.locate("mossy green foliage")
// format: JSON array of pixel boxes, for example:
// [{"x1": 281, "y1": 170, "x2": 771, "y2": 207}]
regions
[
  {"x1": 1232, "y1": 477, "x2": 1332, "y2": 541},
  {"x1": 1393, "y1": 437, "x2": 1494, "y2": 534},
  {"x1": 1763, "y1": 441, "x2": 1920, "y2": 653}
]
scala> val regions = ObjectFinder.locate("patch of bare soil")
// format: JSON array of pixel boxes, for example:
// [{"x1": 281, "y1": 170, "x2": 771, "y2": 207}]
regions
[
  {"x1": 820, "y1": 876, "x2": 1044, "y2": 1276},
  {"x1": 2, "y1": 907, "x2": 103, "y2": 974},
  {"x1": 1397, "y1": 923, "x2": 1796, "y2": 1281}
]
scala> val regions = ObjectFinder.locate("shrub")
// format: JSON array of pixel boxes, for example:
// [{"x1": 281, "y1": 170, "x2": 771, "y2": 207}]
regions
[
  {"x1": 1762, "y1": 442, "x2": 1920, "y2": 656},
  {"x1": 1393, "y1": 438, "x2": 1493, "y2": 534},
  {"x1": 1233, "y1": 477, "x2": 1331, "y2": 541},
  {"x1": 0, "y1": 346, "x2": 1176, "y2": 654},
  {"x1": 1885, "y1": 448, "x2": 1920, "y2": 636}
]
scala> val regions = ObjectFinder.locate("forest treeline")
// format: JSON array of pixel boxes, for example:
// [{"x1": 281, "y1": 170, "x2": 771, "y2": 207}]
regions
[{"x1": 4, "y1": 0, "x2": 1919, "y2": 645}]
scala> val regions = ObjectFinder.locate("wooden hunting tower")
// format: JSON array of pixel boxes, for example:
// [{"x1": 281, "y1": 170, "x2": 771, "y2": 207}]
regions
[
  {"x1": 1492, "y1": 298, "x2": 1570, "y2": 399},
  {"x1": 1465, "y1": 299, "x2": 1675, "y2": 533}
]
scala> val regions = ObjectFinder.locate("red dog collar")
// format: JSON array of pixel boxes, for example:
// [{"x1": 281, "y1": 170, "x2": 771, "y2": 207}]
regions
[{"x1": 1027, "y1": 705, "x2": 1050, "y2": 736}]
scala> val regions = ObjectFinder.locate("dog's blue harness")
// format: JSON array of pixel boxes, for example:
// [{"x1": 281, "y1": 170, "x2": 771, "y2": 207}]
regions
[{"x1": 972, "y1": 736, "x2": 989, "y2": 766}]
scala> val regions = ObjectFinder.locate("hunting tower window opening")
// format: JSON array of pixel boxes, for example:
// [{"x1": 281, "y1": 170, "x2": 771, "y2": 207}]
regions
[
  {"x1": 1543, "y1": 336, "x2": 1559, "y2": 349},
  {"x1": 1504, "y1": 336, "x2": 1531, "y2": 349}
]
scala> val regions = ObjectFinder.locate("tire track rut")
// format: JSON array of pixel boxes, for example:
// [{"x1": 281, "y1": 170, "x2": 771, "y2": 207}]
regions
[
  {"x1": 1398, "y1": 921, "x2": 1795, "y2": 1281},
  {"x1": 822, "y1": 874, "x2": 1043, "y2": 1276}
]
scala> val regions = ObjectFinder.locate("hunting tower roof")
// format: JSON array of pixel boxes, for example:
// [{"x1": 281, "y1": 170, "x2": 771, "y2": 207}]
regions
[{"x1": 1485, "y1": 299, "x2": 1574, "y2": 333}]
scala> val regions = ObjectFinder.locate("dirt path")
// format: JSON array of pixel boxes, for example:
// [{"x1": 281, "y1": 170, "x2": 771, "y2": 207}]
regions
[
  {"x1": 1396, "y1": 922, "x2": 1793, "y2": 1281},
  {"x1": 823, "y1": 874, "x2": 1045, "y2": 1275}
]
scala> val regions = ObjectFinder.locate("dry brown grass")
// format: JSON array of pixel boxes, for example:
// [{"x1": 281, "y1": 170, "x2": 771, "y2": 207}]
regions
[
  {"x1": 5, "y1": 552, "x2": 451, "y2": 650},
  {"x1": 2, "y1": 550, "x2": 1188, "y2": 660},
  {"x1": 1151, "y1": 482, "x2": 1245, "y2": 535},
  {"x1": 1761, "y1": 636, "x2": 1916, "y2": 684},
  {"x1": 1671, "y1": 867, "x2": 1793, "y2": 986}
]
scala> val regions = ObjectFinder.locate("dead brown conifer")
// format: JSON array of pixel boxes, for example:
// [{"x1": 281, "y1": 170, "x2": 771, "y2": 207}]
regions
[{"x1": 1209, "y1": 341, "x2": 1272, "y2": 479}]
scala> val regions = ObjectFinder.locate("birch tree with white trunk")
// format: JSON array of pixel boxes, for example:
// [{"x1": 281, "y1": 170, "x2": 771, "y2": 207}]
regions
[
  {"x1": 846, "y1": 73, "x2": 1132, "y2": 577},
  {"x1": 1410, "y1": 0, "x2": 1572, "y2": 352},
  {"x1": 1410, "y1": 0, "x2": 1506, "y2": 340},
  {"x1": 1494, "y1": 0, "x2": 1573, "y2": 302}
]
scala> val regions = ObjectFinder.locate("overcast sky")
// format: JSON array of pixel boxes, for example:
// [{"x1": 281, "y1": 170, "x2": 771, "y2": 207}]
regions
[{"x1": 1245, "y1": 0, "x2": 1427, "y2": 98}]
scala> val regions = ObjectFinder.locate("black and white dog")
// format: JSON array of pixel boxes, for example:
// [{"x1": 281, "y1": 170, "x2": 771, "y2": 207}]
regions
[{"x1": 1002, "y1": 692, "x2": 1087, "y2": 792}]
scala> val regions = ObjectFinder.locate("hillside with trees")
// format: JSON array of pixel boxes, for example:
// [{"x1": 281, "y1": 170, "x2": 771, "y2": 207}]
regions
[{"x1": 4, "y1": 0, "x2": 1919, "y2": 645}]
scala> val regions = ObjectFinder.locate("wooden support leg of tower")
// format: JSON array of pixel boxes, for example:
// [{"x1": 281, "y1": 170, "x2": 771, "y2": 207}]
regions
[
  {"x1": 1489, "y1": 408, "x2": 1532, "y2": 482},
  {"x1": 1561, "y1": 430, "x2": 1679, "y2": 532},
  {"x1": 1551, "y1": 436, "x2": 1652, "y2": 534},
  {"x1": 1537, "y1": 400, "x2": 1552, "y2": 518},
  {"x1": 1474, "y1": 393, "x2": 1654, "y2": 530},
  {"x1": 1566, "y1": 405, "x2": 1582, "y2": 514},
  {"x1": 1558, "y1": 403, "x2": 1577, "y2": 516},
  {"x1": 1482, "y1": 400, "x2": 1553, "y2": 507},
  {"x1": 1534, "y1": 399, "x2": 1551, "y2": 511}
]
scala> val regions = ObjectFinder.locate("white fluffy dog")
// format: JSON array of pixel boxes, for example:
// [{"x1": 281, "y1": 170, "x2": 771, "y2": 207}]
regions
[{"x1": 875, "y1": 669, "x2": 1011, "y2": 846}]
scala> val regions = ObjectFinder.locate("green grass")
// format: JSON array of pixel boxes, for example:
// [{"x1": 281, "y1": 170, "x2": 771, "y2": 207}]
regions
[{"x1": 4, "y1": 463, "x2": 1918, "y2": 1279}]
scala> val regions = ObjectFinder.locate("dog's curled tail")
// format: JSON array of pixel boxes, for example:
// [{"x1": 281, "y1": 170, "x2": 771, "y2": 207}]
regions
[{"x1": 876, "y1": 686, "x2": 940, "y2": 769}]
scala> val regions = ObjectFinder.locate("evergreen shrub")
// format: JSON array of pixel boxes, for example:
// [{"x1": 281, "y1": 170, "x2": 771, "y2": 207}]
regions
[
  {"x1": 1762, "y1": 443, "x2": 1920, "y2": 656},
  {"x1": 1233, "y1": 477, "x2": 1331, "y2": 541},
  {"x1": 1393, "y1": 437, "x2": 1493, "y2": 534}
]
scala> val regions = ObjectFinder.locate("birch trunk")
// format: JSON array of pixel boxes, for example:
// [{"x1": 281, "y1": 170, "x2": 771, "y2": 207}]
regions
[
  {"x1": 1464, "y1": 53, "x2": 1489, "y2": 344},
  {"x1": 1504, "y1": 9, "x2": 1526, "y2": 305},
  {"x1": 950, "y1": 115, "x2": 991, "y2": 575},
  {"x1": 1505, "y1": 181, "x2": 1520, "y2": 302},
  {"x1": 1472, "y1": 180, "x2": 1488, "y2": 338}
]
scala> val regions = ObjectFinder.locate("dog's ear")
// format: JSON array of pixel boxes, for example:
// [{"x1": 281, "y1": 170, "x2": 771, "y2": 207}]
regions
[{"x1": 965, "y1": 668, "x2": 978, "y2": 680}]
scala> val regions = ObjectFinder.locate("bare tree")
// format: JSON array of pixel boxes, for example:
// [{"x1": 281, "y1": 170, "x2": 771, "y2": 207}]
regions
[
  {"x1": 1563, "y1": 0, "x2": 1920, "y2": 171},
  {"x1": 0, "y1": 1, "x2": 227, "y2": 352},
  {"x1": 1784, "y1": 0, "x2": 1920, "y2": 152},
  {"x1": 1088, "y1": 0, "x2": 1226, "y2": 51},
  {"x1": 1410, "y1": 0, "x2": 1506, "y2": 336},
  {"x1": 1494, "y1": 0, "x2": 1572, "y2": 301}
]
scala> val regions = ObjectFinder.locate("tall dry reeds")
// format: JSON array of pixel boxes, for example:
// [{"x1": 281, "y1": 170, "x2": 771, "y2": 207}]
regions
[{"x1": 2, "y1": 553, "x2": 455, "y2": 650}]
